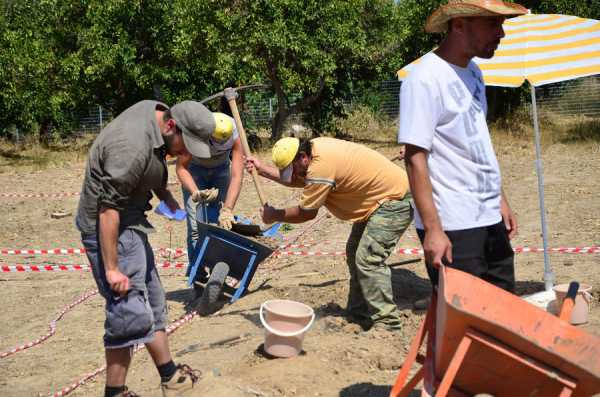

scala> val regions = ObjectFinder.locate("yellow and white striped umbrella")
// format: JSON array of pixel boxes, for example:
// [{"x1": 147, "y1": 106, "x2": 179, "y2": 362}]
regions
[{"x1": 397, "y1": 14, "x2": 600, "y2": 87}]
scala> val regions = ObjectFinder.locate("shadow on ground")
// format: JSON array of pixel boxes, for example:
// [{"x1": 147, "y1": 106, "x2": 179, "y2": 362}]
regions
[
  {"x1": 514, "y1": 280, "x2": 546, "y2": 296},
  {"x1": 391, "y1": 268, "x2": 432, "y2": 306},
  {"x1": 339, "y1": 383, "x2": 422, "y2": 397},
  {"x1": 165, "y1": 287, "x2": 195, "y2": 303}
]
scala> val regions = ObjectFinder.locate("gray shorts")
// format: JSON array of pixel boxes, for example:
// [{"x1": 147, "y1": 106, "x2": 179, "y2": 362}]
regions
[{"x1": 82, "y1": 229, "x2": 168, "y2": 349}]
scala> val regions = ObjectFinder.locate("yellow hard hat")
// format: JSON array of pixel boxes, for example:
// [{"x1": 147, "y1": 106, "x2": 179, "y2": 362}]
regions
[
  {"x1": 212, "y1": 112, "x2": 234, "y2": 142},
  {"x1": 272, "y1": 137, "x2": 300, "y2": 169}
]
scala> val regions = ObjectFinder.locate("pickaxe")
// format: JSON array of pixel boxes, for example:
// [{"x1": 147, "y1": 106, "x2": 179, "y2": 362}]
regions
[{"x1": 201, "y1": 84, "x2": 271, "y2": 234}]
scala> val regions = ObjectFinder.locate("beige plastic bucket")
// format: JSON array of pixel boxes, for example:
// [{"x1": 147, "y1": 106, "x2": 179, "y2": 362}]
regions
[
  {"x1": 553, "y1": 283, "x2": 593, "y2": 325},
  {"x1": 259, "y1": 299, "x2": 315, "y2": 358}
]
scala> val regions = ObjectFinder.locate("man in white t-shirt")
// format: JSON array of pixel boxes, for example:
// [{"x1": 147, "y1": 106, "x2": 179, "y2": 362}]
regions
[{"x1": 398, "y1": 0, "x2": 527, "y2": 294}]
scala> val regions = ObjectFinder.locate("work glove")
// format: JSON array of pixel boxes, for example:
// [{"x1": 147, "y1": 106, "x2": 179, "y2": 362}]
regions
[
  {"x1": 218, "y1": 207, "x2": 235, "y2": 230},
  {"x1": 191, "y1": 188, "x2": 219, "y2": 203}
]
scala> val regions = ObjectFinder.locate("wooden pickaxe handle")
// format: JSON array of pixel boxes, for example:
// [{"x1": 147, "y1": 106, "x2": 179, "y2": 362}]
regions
[{"x1": 224, "y1": 87, "x2": 268, "y2": 207}]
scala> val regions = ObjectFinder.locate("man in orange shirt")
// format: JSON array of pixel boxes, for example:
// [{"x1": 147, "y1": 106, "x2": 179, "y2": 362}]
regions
[{"x1": 246, "y1": 137, "x2": 413, "y2": 331}]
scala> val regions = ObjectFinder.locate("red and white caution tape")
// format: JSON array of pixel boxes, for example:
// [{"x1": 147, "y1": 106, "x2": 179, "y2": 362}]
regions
[
  {"x1": 0, "y1": 243, "x2": 339, "y2": 257},
  {"x1": 1, "y1": 264, "x2": 91, "y2": 272},
  {"x1": 275, "y1": 250, "x2": 346, "y2": 257},
  {"x1": 1, "y1": 290, "x2": 98, "y2": 359},
  {"x1": 1, "y1": 262, "x2": 187, "y2": 273},
  {"x1": 0, "y1": 248, "x2": 87, "y2": 255},
  {"x1": 513, "y1": 246, "x2": 600, "y2": 254},
  {"x1": 0, "y1": 247, "x2": 187, "y2": 257},
  {"x1": 0, "y1": 191, "x2": 80, "y2": 199},
  {"x1": 3, "y1": 246, "x2": 600, "y2": 273},
  {"x1": 277, "y1": 242, "x2": 316, "y2": 249},
  {"x1": 49, "y1": 256, "x2": 291, "y2": 396},
  {"x1": 48, "y1": 310, "x2": 199, "y2": 397},
  {"x1": 272, "y1": 246, "x2": 600, "y2": 257},
  {"x1": 49, "y1": 366, "x2": 107, "y2": 397},
  {"x1": 396, "y1": 248, "x2": 424, "y2": 255}
]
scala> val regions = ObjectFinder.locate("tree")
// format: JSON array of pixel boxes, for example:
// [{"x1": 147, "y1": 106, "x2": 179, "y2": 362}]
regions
[
  {"x1": 76, "y1": 0, "x2": 192, "y2": 114},
  {"x1": 175, "y1": 0, "x2": 407, "y2": 139},
  {"x1": 0, "y1": 1, "x2": 87, "y2": 141}
]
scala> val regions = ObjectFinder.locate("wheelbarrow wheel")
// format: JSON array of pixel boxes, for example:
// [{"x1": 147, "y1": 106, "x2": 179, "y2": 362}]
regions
[{"x1": 196, "y1": 262, "x2": 229, "y2": 316}]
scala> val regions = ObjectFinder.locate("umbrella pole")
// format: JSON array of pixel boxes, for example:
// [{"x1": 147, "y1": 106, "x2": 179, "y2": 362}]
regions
[{"x1": 530, "y1": 84, "x2": 553, "y2": 291}]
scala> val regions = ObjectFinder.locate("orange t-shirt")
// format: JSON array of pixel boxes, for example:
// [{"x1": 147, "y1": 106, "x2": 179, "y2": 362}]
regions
[{"x1": 297, "y1": 137, "x2": 409, "y2": 223}]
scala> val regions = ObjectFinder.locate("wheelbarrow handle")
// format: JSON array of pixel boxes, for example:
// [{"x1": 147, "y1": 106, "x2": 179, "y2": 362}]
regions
[{"x1": 558, "y1": 281, "x2": 579, "y2": 322}]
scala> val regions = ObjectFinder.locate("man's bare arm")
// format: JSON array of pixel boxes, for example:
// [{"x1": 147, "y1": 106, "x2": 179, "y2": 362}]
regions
[{"x1": 404, "y1": 144, "x2": 452, "y2": 267}]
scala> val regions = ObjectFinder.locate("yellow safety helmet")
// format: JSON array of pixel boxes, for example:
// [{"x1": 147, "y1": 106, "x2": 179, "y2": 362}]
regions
[
  {"x1": 272, "y1": 137, "x2": 300, "y2": 169},
  {"x1": 212, "y1": 112, "x2": 234, "y2": 142}
]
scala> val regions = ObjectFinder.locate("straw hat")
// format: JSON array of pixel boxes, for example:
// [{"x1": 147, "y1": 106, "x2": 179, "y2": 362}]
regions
[{"x1": 425, "y1": 0, "x2": 528, "y2": 33}]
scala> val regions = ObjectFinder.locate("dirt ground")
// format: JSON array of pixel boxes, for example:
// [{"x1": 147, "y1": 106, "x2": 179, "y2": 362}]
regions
[{"x1": 0, "y1": 137, "x2": 599, "y2": 397}]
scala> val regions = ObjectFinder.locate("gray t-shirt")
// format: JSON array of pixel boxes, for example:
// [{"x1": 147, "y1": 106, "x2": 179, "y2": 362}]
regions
[{"x1": 76, "y1": 100, "x2": 168, "y2": 235}]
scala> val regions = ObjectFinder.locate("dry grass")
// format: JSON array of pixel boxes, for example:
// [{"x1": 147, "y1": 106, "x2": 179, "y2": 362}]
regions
[
  {"x1": 490, "y1": 106, "x2": 600, "y2": 149},
  {"x1": 0, "y1": 134, "x2": 95, "y2": 173},
  {"x1": 334, "y1": 105, "x2": 397, "y2": 143},
  {"x1": 2, "y1": 106, "x2": 598, "y2": 173}
]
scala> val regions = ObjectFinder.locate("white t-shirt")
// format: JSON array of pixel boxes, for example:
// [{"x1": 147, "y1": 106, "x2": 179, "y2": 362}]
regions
[{"x1": 398, "y1": 52, "x2": 502, "y2": 231}]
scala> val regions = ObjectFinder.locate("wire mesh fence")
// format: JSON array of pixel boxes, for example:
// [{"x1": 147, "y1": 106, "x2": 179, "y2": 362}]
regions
[
  {"x1": 76, "y1": 105, "x2": 113, "y2": 134},
  {"x1": 535, "y1": 76, "x2": 600, "y2": 118},
  {"x1": 379, "y1": 80, "x2": 401, "y2": 120},
  {"x1": 5, "y1": 76, "x2": 600, "y2": 141}
]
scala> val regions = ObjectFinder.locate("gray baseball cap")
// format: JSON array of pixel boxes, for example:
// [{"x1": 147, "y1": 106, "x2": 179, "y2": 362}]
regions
[{"x1": 170, "y1": 101, "x2": 215, "y2": 159}]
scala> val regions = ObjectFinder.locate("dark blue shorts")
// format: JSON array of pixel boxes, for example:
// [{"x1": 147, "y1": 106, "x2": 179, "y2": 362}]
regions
[{"x1": 82, "y1": 229, "x2": 168, "y2": 349}]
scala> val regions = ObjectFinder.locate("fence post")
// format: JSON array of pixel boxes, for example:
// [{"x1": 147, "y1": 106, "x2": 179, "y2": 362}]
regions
[
  {"x1": 99, "y1": 105, "x2": 103, "y2": 130},
  {"x1": 269, "y1": 98, "x2": 273, "y2": 120}
]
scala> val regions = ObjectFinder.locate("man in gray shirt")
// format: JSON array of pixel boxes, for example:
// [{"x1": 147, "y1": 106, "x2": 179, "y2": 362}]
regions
[{"x1": 77, "y1": 100, "x2": 216, "y2": 397}]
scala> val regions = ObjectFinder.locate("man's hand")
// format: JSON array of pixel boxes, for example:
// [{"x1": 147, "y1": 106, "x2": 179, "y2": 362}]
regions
[
  {"x1": 105, "y1": 268, "x2": 130, "y2": 296},
  {"x1": 244, "y1": 156, "x2": 263, "y2": 174},
  {"x1": 192, "y1": 188, "x2": 219, "y2": 203},
  {"x1": 163, "y1": 191, "x2": 181, "y2": 212},
  {"x1": 500, "y1": 196, "x2": 518, "y2": 239},
  {"x1": 260, "y1": 204, "x2": 281, "y2": 224},
  {"x1": 218, "y1": 207, "x2": 235, "y2": 230},
  {"x1": 423, "y1": 227, "x2": 453, "y2": 269},
  {"x1": 397, "y1": 146, "x2": 406, "y2": 161},
  {"x1": 154, "y1": 187, "x2": 181, "y2": 212}
]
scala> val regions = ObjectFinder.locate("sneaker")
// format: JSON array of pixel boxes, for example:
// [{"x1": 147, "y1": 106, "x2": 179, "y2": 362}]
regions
[
  {"x1": 161, "y1": 364, "x2": 201, "y2": 397},
  {"x1": 413, "y1": 297, "x2": 431, "y2": 311}
]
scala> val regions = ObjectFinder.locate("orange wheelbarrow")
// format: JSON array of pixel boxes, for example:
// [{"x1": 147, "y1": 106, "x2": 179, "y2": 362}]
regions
[{"x1": 390, "y1": 266, "x2": 600, "y2": 397}]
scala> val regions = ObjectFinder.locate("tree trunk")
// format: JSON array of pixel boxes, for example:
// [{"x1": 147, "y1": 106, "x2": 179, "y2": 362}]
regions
[
  {"x1": 271, "y1": 106, "x2": 290, "y2": 141},
  {"x1": 39, "y1": 120, "x2": 53, "y2": 147}
]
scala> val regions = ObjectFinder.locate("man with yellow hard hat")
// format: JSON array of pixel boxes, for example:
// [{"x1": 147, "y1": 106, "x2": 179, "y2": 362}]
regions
[
  {"x1": 246, "y1": 137, "x2": 413, "y2": 331},
  {"x1": 175, "y1": 101, "x2": 244, "y2": 262}
]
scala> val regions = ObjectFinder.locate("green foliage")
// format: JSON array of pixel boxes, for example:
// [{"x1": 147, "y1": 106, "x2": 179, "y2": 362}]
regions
[
  {"x1": 2, "y1": 0, "x2": 600, "y2": 141},
  {"x1": 521, "y1": 0, "x2": 600, "y2": 20},
  {"x1": 177, "y1": 0, "x2": 406, "y2": 138},
  {"x1": 0, "y1": 1, "x2": 86, "y2": 139}
]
